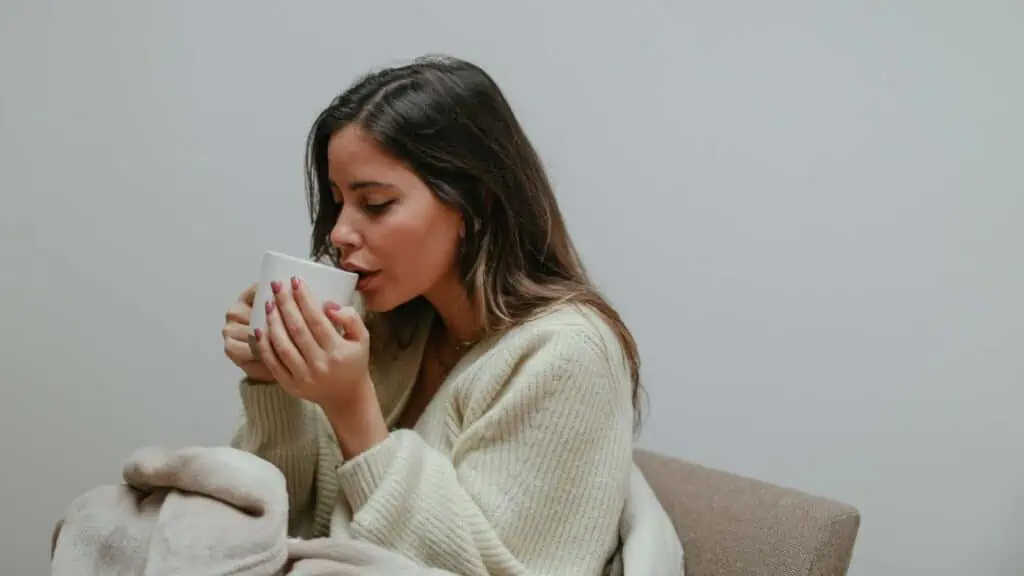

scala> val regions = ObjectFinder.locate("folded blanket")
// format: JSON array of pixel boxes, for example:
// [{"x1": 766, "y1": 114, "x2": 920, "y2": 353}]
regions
[
  {"x1": 51, "y1": 445, "x2": 682, "y2": 575},
  {"x1": 51, "y1": 446, "x2": 290, "y2": 575},
  {"x1": 285, "y1": 538, "x2": 455, "y2": 575}
]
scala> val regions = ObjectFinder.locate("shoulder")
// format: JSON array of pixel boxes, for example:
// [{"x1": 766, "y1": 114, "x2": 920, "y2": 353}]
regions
[
  {"x1": 496, "y1": 304, "x2": 630, "y2": 375},
  {"x1": 460, "y1": 304, "x2": 633, "y2": 416}
]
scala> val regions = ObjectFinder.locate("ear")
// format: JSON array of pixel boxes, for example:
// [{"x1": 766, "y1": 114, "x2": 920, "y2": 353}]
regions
[{"x1": 457, "y1": 206, "x2": 471, "y2": 240}]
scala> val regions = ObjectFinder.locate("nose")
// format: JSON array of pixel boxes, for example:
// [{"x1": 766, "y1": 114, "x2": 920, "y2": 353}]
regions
[{"x1": 329, "y1": 206, "x2": 361, "y2": 255}]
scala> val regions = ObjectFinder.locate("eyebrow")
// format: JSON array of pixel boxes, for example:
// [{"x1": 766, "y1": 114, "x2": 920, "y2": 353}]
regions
[{"x1": 330, "y1": 180, "x2": 397, "y2": 192}]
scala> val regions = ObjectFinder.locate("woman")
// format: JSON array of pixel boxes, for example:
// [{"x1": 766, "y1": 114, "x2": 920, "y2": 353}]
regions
[{"x1": 222, "y1": 55, "x2": 644, "y2": 575}]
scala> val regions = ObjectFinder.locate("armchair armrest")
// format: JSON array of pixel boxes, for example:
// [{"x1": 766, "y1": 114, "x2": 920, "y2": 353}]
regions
[{"x1": 635, "y1": 449, "x2": 859, "y2": 576}]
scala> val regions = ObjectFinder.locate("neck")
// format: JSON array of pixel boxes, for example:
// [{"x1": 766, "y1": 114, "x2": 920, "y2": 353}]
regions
[{"x1": 423, "y1": 274, "x2": 480, "y2": 344}]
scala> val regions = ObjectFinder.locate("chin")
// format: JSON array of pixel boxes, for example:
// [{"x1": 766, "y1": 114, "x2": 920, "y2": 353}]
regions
[
  {"x1": 358, "y1": 290, "x2": 400, "y2": 313},
  {"x1": 359, "y1": 288, "x2": 427, "y2": 314}
]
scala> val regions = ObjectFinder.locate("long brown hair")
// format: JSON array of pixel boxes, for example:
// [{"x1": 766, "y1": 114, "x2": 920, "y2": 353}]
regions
[{"x1": 305, "y1": 55, "x2": 645, "y2": 424}]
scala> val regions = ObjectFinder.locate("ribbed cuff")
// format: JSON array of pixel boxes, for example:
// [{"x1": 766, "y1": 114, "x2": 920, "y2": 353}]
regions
[
  {"x1": 238, "y1": 379, "x2": 311, "y2": 444},
  {"x1": 335, "y1": 430, "x2": 409, "y2": 514}
]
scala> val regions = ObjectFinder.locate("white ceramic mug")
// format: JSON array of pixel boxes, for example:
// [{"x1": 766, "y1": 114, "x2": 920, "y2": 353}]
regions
[{"x1": 249, "y1": 250, "x2": 359, "y2": 336}]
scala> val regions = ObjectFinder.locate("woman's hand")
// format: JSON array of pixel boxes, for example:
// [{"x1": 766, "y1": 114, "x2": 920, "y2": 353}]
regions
[
  {"x1": 223, "y1": 283, "x2": 275, "y2": 382},
  {"x1": 255, "y1": 276, "x2": 388, "y2": 457}
]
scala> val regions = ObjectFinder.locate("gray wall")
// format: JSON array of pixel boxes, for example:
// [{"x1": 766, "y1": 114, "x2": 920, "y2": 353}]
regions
[{"x1": 2, "y1": 1, "x2": 1021, "y2": 574}]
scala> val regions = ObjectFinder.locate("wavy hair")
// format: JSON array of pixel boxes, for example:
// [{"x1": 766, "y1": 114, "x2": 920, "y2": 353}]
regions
[{"x1": 304, "y1": 55, "x2": 645, "y2": 424}]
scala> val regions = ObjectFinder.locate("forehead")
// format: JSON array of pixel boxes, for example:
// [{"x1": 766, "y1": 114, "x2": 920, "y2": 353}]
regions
[{"x1": 326, "y1": 125, "x2": 405, "y2": 181}]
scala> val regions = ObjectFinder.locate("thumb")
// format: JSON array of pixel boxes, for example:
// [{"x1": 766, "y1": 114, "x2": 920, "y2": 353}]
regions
[{"x1": 325, "y1": 303, "x2": 368, "y2": 343}]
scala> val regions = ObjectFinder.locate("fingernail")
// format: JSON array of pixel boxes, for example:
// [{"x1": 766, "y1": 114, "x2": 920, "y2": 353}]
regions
[
  {"x1": 291, "y1": 276, "x2": 300, "y2": 290},
  {"x1": 271, "y1": 280, "x2": 282, "y2": 294},
  {"x1": 265, "y1": 300, "x2": 274, "y2": 314},
  {"x1": 254, "y1": 328, "x2": 262, "y2": 341},
  {"x1": 324, "y1": 301, "x2": 342, "y2": 311}
]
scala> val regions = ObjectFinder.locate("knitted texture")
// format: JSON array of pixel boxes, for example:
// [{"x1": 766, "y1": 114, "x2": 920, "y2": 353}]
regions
[{"x1": 231, "y1": 305, "x2": 634, "y2": 575}]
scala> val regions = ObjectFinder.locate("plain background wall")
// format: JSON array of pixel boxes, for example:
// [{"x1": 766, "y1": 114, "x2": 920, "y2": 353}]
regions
[{"x1": 2, "y1": 1, "x2": 1021, "y2": 573}]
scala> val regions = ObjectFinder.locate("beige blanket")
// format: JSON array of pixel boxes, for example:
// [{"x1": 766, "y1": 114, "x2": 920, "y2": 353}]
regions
[{"x1": 51, "y1": 445, "x2": 682, "y2": 575}]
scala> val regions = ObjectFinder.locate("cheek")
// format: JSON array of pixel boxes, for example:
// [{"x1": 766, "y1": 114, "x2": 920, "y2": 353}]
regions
[{"x1": 376, "y1": 216, "x2": 460, "y2": 286}]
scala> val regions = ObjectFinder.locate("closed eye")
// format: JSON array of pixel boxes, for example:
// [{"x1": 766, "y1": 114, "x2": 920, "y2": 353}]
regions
[{"x1": 364, "y1": 200, "x2": 395, "y2": 215}]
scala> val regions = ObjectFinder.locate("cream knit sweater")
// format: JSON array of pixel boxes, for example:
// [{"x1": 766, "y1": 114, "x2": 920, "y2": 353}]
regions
[{"x1": 230, "y1": 303, "x2": 635, "y2": 575}]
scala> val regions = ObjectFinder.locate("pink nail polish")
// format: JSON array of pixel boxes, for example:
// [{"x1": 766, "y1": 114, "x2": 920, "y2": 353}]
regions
[
  {"x1": 254, "y1": 328, "x2": 262, "y2": 341},
  {"x1": 265, "y1": 300, "x2": 274, "y2": 314},
  {"x1": 271, "y1": 280, "x2": 282, "y2": 294},
  {"x1": 324, "y1": 301, "x2": 341, "y2": 311}
]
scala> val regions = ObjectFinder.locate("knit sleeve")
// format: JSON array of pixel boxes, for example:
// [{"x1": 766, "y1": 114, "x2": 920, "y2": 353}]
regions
[
  {"x1": 229, "y1": 379, "x2": 320, "y2": 536},
  {"x1": 334, "y1": 331, "x2": 634, "y2": 576}
]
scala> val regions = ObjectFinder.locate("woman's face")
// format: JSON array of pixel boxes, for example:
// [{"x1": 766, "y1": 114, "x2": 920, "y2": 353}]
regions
[{"x1": 327, "y1": 124, "x2": 463, "y2": 312}]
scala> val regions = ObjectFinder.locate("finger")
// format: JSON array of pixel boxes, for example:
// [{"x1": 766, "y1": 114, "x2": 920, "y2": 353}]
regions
[
  {"x1": 256, "y1": 326, "x2": 291, "y2": 382},
  {"x1": 241, "y1": 282, "x2": 258, "y2": 305},
  {"x1": 325, "y1": 305, "x2": 369, "y2": 344},
  {"x1": 224, "y1": 338, "x2": 257, "y2": 365},
  {"x1": 225, "y1": 301, "x2": 252, "y2": 325},
  {"x1": 292, "y1": 276, "x2": 340, "y2": 349},
  {"x1": 265, "y1": 298, "x2": 309, "y2": 381},
  {"x1": 274, "y1": 279, "x2": 323, "y2": 362},
  {"x1": 248, "y1": 334, "x2": 261, "y2": 360},
  {"x1": 223, "y1": 322, "x2": 252, "y2": 343}
]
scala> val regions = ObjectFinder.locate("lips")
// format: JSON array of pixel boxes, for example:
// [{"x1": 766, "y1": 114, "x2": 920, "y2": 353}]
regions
[
  {"x1": 355, "y1": 270, "x2": 379, "y2": 291},
  {"x1": 341, "y1": 261, "x2": 380, "y2": 291}
]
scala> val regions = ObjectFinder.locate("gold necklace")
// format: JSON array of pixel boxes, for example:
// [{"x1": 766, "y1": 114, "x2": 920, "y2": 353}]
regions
[
  {"x1": 431, "y1": 321, "x2": 478, "y2": 372},
  {"x1": 391, "y1": 325, "x2": 477, "y2": 433}
]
